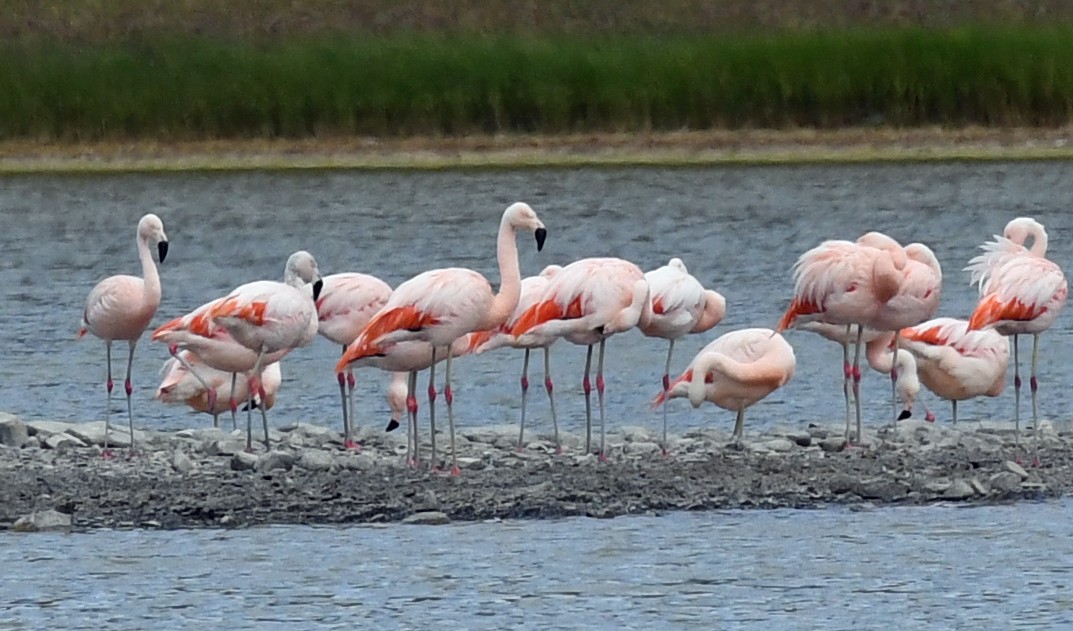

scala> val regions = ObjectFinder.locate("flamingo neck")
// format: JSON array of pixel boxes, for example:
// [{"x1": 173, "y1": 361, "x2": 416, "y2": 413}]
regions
[
  {"x1": 1028, "y1": 225, "x2": 1049, "y2": 257},
  {"x1": 691, "y1": 290, "x2": 727, "y2": 333},
  {"x1": 864, "y1": 332, "x2": 897, "y2": 373},
  {"x1": 871, "y1": 252, "x2": 903, "y2": 304},
  {"x1": 484, "y1": 213, "x2": 522, "y2": 329},
  {"x1": 137, "y1": 231, "x2": 162, "y2": 310}
]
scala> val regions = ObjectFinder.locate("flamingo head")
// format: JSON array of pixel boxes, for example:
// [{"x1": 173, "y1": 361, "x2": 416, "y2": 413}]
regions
[
  {"x1": 285, "y1": 250, "x2": 323, "y2": 300},
  {"x1": 138, "y1": 213, "x2": 169, "y2": 263},
  {"x1": 504, "y1": 202, "x2": 547, "y2": 251}
]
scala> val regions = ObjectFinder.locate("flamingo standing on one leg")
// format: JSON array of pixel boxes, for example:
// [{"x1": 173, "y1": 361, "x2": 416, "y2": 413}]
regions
[
  {"x1": 78, "y1": 213, "x2": 169, "y2": 458},
  {"x1": 154, "y1": 251, "x2": 323, "y2": 450},
  {"x1": 338, "y1": 202, "x2": 547, "y2": 474},
  {"x1": 966, "y1": 217, "x2": 1067, "y2": 442},
  {"x1": 315, "y1": 272, "x2": 392, "y2": 449},
  {"x1": 467, "y1": 264, "x2": 564, "y2": 453},
  {"x1": 639, "y1": 257, "x2": 726, "y2": 455},
  {"x1": 776, "y1": 237, "x2": 905, "y2": 446},
  {"x1": 156, "y1": 350, "x2": 283, "y2": 426},
  {"x1": 510, "y1": 257, "x2": 650, "y2": 461},
  {"x1": 898, "y1": 317, "x2": 1009, "y2": 424},
  {"x1": 652, "y1": 328, "x2": 795, "y2": 446}
]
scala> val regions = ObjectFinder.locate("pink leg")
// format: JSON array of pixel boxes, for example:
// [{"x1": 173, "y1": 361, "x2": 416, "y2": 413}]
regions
[
  {"x1": 346, "y1": 370, "x2": 359, "y2": 450},
  {"x1": 596, "y1": 338, "x2": 607, "y2": 462},
  {"x1": 102, "y1": 342, "x2": 115, "y2": 460},
  {"x1": 123, "y1": 342, "x2": 137, "y2": 458},
  {"x1": 544, "y1": 347, "x2": 561, "y2": 455},
  {"x1": 428, "y1": 348, "x2": 439, "y2": 470},
  {"x1": 337, "y1": 371, "x2": 351, "y2": 447},
  {"x1": 582, "y1": 344, "x2": 594, "y2": 453},
  {"x1": 517, "y1": 349, "x2": 531, "y2": 452},
  {"x1": 407, "y1": 377, "x2": 419, "y2": 468}
]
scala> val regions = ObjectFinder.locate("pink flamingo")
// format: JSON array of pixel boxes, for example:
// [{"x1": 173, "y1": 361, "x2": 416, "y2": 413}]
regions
[
  {"x1": 652, "y1": 328, "x2": 796, "y2": 446},
  {"x1": 78, "y1": 213, "x2": 169, "y2": 457},
  {"x1": 966, "y1": 217, "x2": 1067, "y2": 436},
  {"x1": 639, "y1": 257, "x2": 726, "y2": 455},
  {"x1": 859, "y1": 234, "x2": 942, "y2": 422},
  {"x1": 467, "y1": 264, "x2": 564, "y2": 452},
  {"x1": 898, "y1": 317, "x2": 1008, "y2": 424},
  {"x1": 776, "y1": 236, "x2": 905, "y2": 445},
  {"x1": 510, "y1": 257, "x2": 650, "y2": 460},
  {"x1": 315, "y1": 272, "x2": 392, "y2": 448},
  {"x1": 338, "y1": 202, "x2": 547, "y2": 474},
  {"x1": 156, "y1": 349, "x2": 283, "y2": 426},
  {"x1": 154, "y1": 251, "x2": 322, "y2": 449},
  {"x1": 798, "y1": 322, "x2": 921, "y2": 425},
  {"x1": 344, "y1": 337, "x2": 476, "y2": 466}
]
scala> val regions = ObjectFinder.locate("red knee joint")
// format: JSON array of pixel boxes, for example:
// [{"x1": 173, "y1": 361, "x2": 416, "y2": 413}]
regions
[
  {"x1": 168, "y1": 344, "x2": 179, "y2": 356},
  {"x1": 520, "y1": 376, "x2": 529, "y2": 391},
  {"x1": 843, "y1": 363, "x2": 852, "y2": 379},
  {"x1": 852, "y1": 366, "x2": 862, "y2": 382},
  {"x1": 1015, "y1": 375, "x2": 1022, "y2": 388},
  {"x1": 106, "y1": 378, "x2": 114, "y2": 393},
  {"x1": 229, "y1": 397, "x2": 238, "y2": 412},
  {"x1": 347, "y1": 373, "x2": 356, "y2": 388},
  {"x1": 582, "y1": 376, "x2": 592, "y2": 395},
  {"x1": 406, "y1": 395, "x2": 418, "y2": 414},
  {"x1": 124, "y1": 379, "x2": 133, "y2": 396},
  {"x1": 427, "y1": 384, "x2": 437, "y2": 400},
  {"x1": 336, "y1": 372, "x2": 346, "y2": 386},
  {"x1": 596, "y1": 375, "x2": 605, "y2": 393},
  {"x1": 544, "y1": 377, "x2": 553, "y2": 393},
  {"x1": 1030, "y1": 376, "x2": 1038, "y2": 392},
  {"x1": 444, "y1": 385, "x2": 454, "y2": 405},
  {"x1": 662, "y1": 374, "x2": 670, "y2": 390}
]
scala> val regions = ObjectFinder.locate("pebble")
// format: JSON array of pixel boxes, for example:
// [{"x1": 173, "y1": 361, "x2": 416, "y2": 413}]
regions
[
  {"x1": 12, "y1": 509, "x2": 72, "y2": 532},
  {"x1": 171, "y1": 450, "x2": 195, "y2": 474},
  {"x1": 1004, "y1": 460, "x2": 1029, "y2": 480},
  {"x1": 257, "y1": 451, "x2": 296, "y2": 472},
  {"x1": 298, "y1": 450, "x2": 335, "y2": 472},
  {"x1": 230, "y1": 452, "x2": 258, "y2": 471},
  {"x1": 989, "y1": 472, "x2": 1022, "y2": 495},
  {"x1": 0, "y1": 414, "x2": 30, "y2": 448},
  {"x1": 402, "y1": 511, "x2": 451, "y2": 525},
  {"x1": 943, "y1": 479, "x2": 976, "y2": 500}
]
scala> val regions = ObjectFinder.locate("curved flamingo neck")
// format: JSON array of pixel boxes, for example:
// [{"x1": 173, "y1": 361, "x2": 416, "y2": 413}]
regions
[
  {"x1": 484, "y1": 212, "x2": 522, "y2": 329},
  {"x1": 691, "y1": 290, "x2": 727, "y2": 334},
  {"x1": 872, "y1": 252, "x2": 903, "y2": 304},
  {"x1": 864, "y1": 332, "x2": 897, "y2": 373},
  {"x1": 137, "y1": 231, "x2": 162, "y2": 310},
  {"x1": 1027, "y1": 225, "x2": 1049, "y2": 257}
]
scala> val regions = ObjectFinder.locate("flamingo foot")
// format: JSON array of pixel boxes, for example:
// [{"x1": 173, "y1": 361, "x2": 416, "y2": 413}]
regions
[
  {"x1": 598, "y1": 452, "x2": 608, "y2": 463},
  {"x1": 1032, "y1": 456, "x2": 1042, "y2": 468},
  {"x1": 344, "y1": 439, "x2": 361, "y2": 451},
  {"x1": 126, "y1": 450, "x2": 138, "y2": 460},
  {"x1": 925, "y1": 411, "x2": 936, "y2": 423},
  {"x1": 100, "y1": 448, "x2": 115, "y2": 460},
  {"x1": 555, "y1": 446, "x2": 563, "y2": 455},
  {"x1": 515, "y1": 445, "x2": 524, "y2": 453},
  {"x1": 661, "y1": 448, "x2": 669, "y2": 458},
  {"x1": 449, "y1": 466, "x2": 462, "y2": 477}
]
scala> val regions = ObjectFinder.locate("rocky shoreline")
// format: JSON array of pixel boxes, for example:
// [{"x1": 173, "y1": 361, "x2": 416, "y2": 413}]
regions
[{"x1": 0, "y1": 412, "x2": 1066, "y2": 531}]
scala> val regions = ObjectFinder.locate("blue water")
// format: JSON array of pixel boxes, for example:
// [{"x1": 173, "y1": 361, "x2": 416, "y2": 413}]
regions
[{"x1": 3, "y1": 501, "x2": 1072, "y2": 629}]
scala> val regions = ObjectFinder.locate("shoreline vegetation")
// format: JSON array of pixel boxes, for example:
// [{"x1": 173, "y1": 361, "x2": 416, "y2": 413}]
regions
[{"x1": 5, "y1": 3, "x2": 1073, "y2": 169}]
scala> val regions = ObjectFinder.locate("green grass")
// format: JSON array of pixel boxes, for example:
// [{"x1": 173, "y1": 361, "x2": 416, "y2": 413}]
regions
[{"x1": 3, "y1": 28, "x2": 1073, "y2": 141}]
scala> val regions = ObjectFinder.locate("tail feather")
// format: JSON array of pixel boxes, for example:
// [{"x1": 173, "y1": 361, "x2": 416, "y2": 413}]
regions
[
  {"x1": 510, "y1": 296, "x2": 582, "y2": 337},
  {"x1": 337, "y1": 306, "x2": 438, "y2": 370},
  {"x1": 967, "y1": 295, "x2": 1042, "y2": 331},
  {"x1": 899, "y1": 325, "x2": 947, "y2": 347},
  {"x1": 465, "y1": 329, "x2": 498, "y2": 354},
  {"x1": 775, "y1": 297, "x2": 820, "y2": 333}
]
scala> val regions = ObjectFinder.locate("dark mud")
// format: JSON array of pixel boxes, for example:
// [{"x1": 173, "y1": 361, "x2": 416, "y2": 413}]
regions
[{"x1": 0, "y1": 414, "x2": 1066, "y2": 531}]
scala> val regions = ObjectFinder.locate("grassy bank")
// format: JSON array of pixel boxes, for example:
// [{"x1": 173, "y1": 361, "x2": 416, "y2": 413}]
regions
[{"x1": 3, "y1": 28, "x2": 1073, "y2": 142}]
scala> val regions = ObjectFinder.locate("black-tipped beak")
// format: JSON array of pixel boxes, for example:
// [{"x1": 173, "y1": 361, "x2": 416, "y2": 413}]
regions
[
  {"x1": 312, "y1": 278, "x2": 324, "y2": 301},
  {"x1": 385, "y1": 418, "x2": 400, "y2": 432},
  {"x1": 535, "y1": 227, "x2": 547, "y2": 252},
  {"x1": 897, "y1": 409, "x2": 912, "y2": 421},
  {"x1": 157, "y1": 241, "x2": 169, "y2": 263}
]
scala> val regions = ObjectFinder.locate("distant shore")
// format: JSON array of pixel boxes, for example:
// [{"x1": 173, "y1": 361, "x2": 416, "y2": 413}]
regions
[
  {"x1": 1, "y1": 127, "x2": 1071, "y2": 174},
  {"x1": 0, "y1": 414, "x2": 1066, "y2": 531}
]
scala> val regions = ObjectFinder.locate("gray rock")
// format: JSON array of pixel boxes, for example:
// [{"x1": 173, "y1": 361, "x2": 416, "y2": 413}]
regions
[
  {"x1": 24, "y1": 420, "x2": 79, "y2": 437},
  {"x1": 853, "y1": 478, "x2": 909, "y2": 502},
  {"x1": 943, "y1": 479, "x2": 976, "y2": 500},
  {"x1": 989, "y1": 472, "x2": 1023, "y2": 494},
  {"x1": 627, "y1": 441, "x2": 661, "y2": 455},
  {"x1": 67, "y1": 422, "x2": 145, "y2": 448},
  {"x1": 454, "y1": 456, "x2": 484, "y2": 471},
  {"x1": 204, "y1": 440, "x2": 246, "y2": 457},
  {"x1": 12, "y1": 509, "x2": 72, "y2": 532},
  {"x1": 828, "y1": 474, "x2": 857, "y2": 494},
  {"x1": 819, "y1": 437, "x2": 846, "y2": 453},
  {"x1": 620, "y1": 426, "x2": 654, "y2": 442},
  {"x1": 1004, "y1": 460, "x2": 1029, "y2": 480},
  {"x1": 761, "y1": 438, "x2": 796, "y2": 453},
  {"x1": 0, "y1": 414, "x2": 30, "y2": 447},
  {"x1": 298, "y1": 450, "x2": 335, "y2": 472},
  {"x1": 969, "y1": 478, "x2": 989, "y2": 496},
  {"x1": 230, "y1": 452, "x2": 258, "y2": 471},
  {"x1": 256, "y1": 451, "x2": 296, "y2": 472},
  {"x1": 43, "y1": 433, "x2": 85, "y2": 451},
  {"x1": 402, "y1": 511, "x2": 451, "y2": 525},
  {"x1": 782, "y1": 431, "x2": 812, "y2": 447},
  {"x1": 339, "y1": 453, "x2": 377, "y2": 471},
  {"x1": 171, "y1": 450, "x2": 195, "y2": 474}
]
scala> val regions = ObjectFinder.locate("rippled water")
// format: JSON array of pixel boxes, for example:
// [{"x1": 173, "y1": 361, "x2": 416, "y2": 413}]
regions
[
  {"x1": 3, "y1": 162, "x2": 1072, "y2": 436},
  {"x1": 4, "y1": 502, "x2": 1073, "y2": 629}
]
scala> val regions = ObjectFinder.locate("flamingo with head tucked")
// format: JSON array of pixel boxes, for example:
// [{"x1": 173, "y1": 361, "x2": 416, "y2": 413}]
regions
[
  {"x1": 78, "y1": 213, "x2": 169, "y2": 457},
  {"x1": 966, "y1": 217, "x2": 1067, "y2": 438},
  {"x1": 639, "y1": 257, "x2": 726, "y2": 455},
  {"x1": 653, "y1": 328, "x2": 795, "y2": 446},
  {"x1": 156, "y1": 350, "x2": 283, "y2": 426},
  {"x1": 510, "y1": 257, "x2": 650, "y2": 461},
  {"x1": 899, "y1": 317, "x2": 1009, "y2": 425},
  {"x1": 315, "y1": 272, "x2": 392, "y2": 449},
  {"x1": 338, "y1": 202, "x2": 547, "y2": 474}
]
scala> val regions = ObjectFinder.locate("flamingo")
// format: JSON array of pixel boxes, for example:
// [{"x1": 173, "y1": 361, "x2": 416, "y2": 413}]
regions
[
  {"x1": 966, "y1": 217, "x2": 1067, "y2": 437},
  {"x1": 154, "y1": 251, "x2": 323, "y2": 449},
  {"x1": 345, "y1": 337, "x2": 476, "y2": 467},
  {"x1": 798, "y1": 322, "x2": 921, "y2": 426},
  {"x1": 156, "y1": 350, "x2": 283, "y2": 426},
  {"x1": 315, "y1": 272, "x2": 392, "y2": 449},
  {"x1": 337, "y1": 202, "x2": 547, "y2": 474},
  {"x1": 898, "y1": 317, "x2": 1009, "y2": 424},
  {"x1": 467, "y1": 264, "x2": 564, "y2": 453},
  {"x1": 652, "y1": 328, "x2": 796, "y2": 446},
  {"x1": 78, "y1": 213, "x2": 169, "y2": 457},
  {"x1": 776, "y1": 236, "x2": 905, "y2": 445},
  {"x1": 510, "y1": 257, "x2": 650, "y2": 461},
  {"x1": 860, "y1": 235, "x2": 942, "y2": 422},
  {"x1": 639, "y1": 257, "x2": 726, "y2": 455}
]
